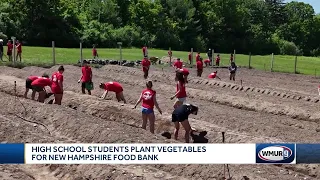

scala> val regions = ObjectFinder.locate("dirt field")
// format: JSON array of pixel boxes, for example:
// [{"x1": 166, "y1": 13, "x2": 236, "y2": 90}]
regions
[{"x1": 0, "y1": 64, "x2": 319, "y2": 179}]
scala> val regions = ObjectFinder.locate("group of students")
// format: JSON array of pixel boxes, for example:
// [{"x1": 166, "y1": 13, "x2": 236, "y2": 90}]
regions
[{"x1": 0, "y1": 39, "x2": 22, "y2": 62}]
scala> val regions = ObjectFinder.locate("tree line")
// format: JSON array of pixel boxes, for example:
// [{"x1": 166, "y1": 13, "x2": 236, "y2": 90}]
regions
[{"x1": 0, "y1": 0, "x2": 319, "y2": 56}]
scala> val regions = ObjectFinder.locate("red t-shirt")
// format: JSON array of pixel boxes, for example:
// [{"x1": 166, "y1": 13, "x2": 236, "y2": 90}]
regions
[
  {"x1": 7, "y1": 43, "x2": 13, "y2": 52},
  {"x1": 174, "y1": 60, "x2": 183, "y2": 69},
  {"x1": 208, "y1": 73, "x2": 217, "y2": 79},
  {"x1": 142, "y1": 47, "x2": 146, "y2": 53},
  {"x1": 28, "y1": 76, "x2": 39, "y2": 81},
  {"x1": 188, "y1": 53, "x2": 192, "y2": 60},
  {"x1": 196, "y1": 54, "x2": 200, "y2": 61},
  {"x1": 104, "y1": 82, "x2": 123, "y2": 93},
  {"x1": 216, "y1": 56, "x2": 220, "y2": 62},
  {"x1": 81, "y1": 66, "x2": 92, "y2": 82},
  {"x1": 141, "y1": 88, "x2": 156, "y2": 109},
  {"x1": 31, "y1": 77, "x2": 52, "y2": 87},
  {"x1": 141, "y1": 58, "x2": 150, "y2": 72},
  {"x1": 92, "y1": 48, "x2": 97, "y2": 56},
  {"x1": 204, "y1": 59, "x2": 210, "y2": 63},
  {"x1": 196, "y1": 60, "x2": 203, "y2": 70},
  {"x1": 16, "y1": 43, "x2": 22, "y2": 53},
  {"x1": 51, "y1": 72, "x2": 63, "y2": 93},
  {"x1": 180, "y1": 68, "x2": 189, "y2": 76},
  {"x1": 176, "y1": 81, "x2": 187, "y2": 98}
]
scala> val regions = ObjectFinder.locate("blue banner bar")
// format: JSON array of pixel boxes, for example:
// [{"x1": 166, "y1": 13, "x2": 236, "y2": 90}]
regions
[
  {"x1": 296, "y1": 144, "x2": 320, "y2": 163},
  {"x1": 0, "y1": 144, "x2": 24, "y2": 164}
]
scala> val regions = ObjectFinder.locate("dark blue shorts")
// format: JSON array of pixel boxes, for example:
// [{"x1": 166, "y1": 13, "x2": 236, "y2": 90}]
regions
[{"x1": 141, "y1": 107, "x2": 154, "y2": 114}]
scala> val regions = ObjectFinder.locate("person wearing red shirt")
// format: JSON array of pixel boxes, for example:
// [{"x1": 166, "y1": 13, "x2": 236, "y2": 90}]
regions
[
  {"x1": 188, "y1": 52, "x2": 192, "y2": 64},
  {"x1": 99, "y1": 81, "x2": 126, "y2": 103},
  {"x1": 7, "y1": 40, "x2": 13, "y2": 61},
  {"x1": 51, "y1": 66, "x2": 65, "y2": 105},
  {"x1": 133, "y1": 80, "x2": 162, "y2": 134},
  {"x1": 78, "y1": 60, "x2": 93, "y2": 95},
  {"x1": 208, "y1": 71, "x2": 221, "y2": 80},
  {"x1": 204, "y1": 59, "x2": 210, "y2": 67},
  {"x1": 92, "y1": 44, "x2": 98, "y2": 59},
  {"x1": 171, "y1": 71, "x2": 187, "y2": 109},
  {"x1": 173, "y1": 58, "x2": 183, "y2": 69},
  {"x1": 31, "y1": 76, "x2": 52, "y2": 103},
  {"x1": 142, "y1": 46, "x2": 148, "y2": 57},
  {"x1": 177, "y1": 68, "x2": 189, "y2": 83},
  {"x1": 141, "y1": 56, "x2": 151, "y2": 79},
  {"x1": 24, "y1": 74, "x2": 49, "y2": 100},
  {"x1": 196, "y1": 52, "x2": 200, "y2": 62},
  {"x1": 196, "y1": 58, "x2": 204, "y2": 77},
  {"x1": 15, "y1": 40, "x2": 22, "y2": 62},
  {"x1": 216, "y1": 54, "x2": 220, "y2": 66}
]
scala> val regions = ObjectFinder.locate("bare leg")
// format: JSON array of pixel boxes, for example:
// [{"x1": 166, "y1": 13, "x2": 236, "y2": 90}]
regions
[
  {"x1": 181, "y1": 120, "x2": 192, "y2": 143},
  {"x1": 148, "y1": 113, "x2": 155, "y2": 134},
  {"x1": 174, "y1": 122, "x2": 180, "y2": 140},
  {"x1": 173, "y1": 100, "x2": 183, "y2": 109},
  {"x1": 142, "y1": 113, "x2": 148, "y2": 130}
]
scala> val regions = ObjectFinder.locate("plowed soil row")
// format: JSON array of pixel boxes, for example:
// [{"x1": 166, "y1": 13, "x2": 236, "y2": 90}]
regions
[
  {"x1": 0, "y1": 85, "x2": 314, "y2": 180},
  {"x1": 0, "y1": 68, "x2": 319, "y2": 179}
]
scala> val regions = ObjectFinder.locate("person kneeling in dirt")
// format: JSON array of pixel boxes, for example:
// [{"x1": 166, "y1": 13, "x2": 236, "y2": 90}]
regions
[
  {"x1": 78, "y1": 60, "x2": 93, "y2": 95},
  {"x1": 99, "y1": 82, "x2": 126, "y2": 103},
  {"x1": 228, "y1": 62, "x2": 237, "y2": 81},
  {"x1": 31, "y1": 76, "x2": 52, "y2": 103},
  {"x1": 172, "y1": 104, "x2": 198, "y2": 143},
  {"x1": 24, "y1": 74, "x2": 49, "y2": 100},
  {"x1": 133, "y1": 80, "x2": 162, "y2": 134},
  {"x1": 208, "y1": 71, "x2": 221, "y2": 80}
]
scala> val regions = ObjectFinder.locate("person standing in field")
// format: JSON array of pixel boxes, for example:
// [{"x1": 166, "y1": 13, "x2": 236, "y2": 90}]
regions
[
  {"x1": 99, "y1": 81, "x2": 126, "y2": 103},
  {"x1": 142, "y1": 56, "x2": 151, "y2": 79},
  {"x1": 31, "y1": 76, "x2": 52, "y2": 103},
  {"x1": 92, "y1": 44, "x2": 98, "y2": 59},
  {"x1": 171, "y1": 71, "x2": 187, "y2": 109},
  {"x1": 207, "y1": 48, "x2": 212, "y2": 65},
  {"x1": 51, "y1": 66, "x2": 64, "y2": 105},
  {"x1": 229, "y1": 62, "x2": 237, "y2": 81},
  {"x1": 171, "y1": 103, "x2": 198, "y2": 143},
  {"x1": 196, "y1": 52, "x2": 201, "y2": 62},
  {"x1": 15, "y1": 40, "x2": 22, "y2": 62},
  {"x1": 230, "y1": 53, "x2": 234, "y2": 63},
  {"x1": 7, "y1": 40, "x2": 13, "y2": 61},
  {"x1": 215, "y1": 54, "x2": 220, "y2": 66},
  {"x1": 188, "y1": 52, "x2": 192, "y2": 64},
  {"x1": 133, "y1": 80, "x2": 162, "y2": 134},
  {"x1": 173, "y1": 58, "x2": 183, "y2": 69},
  {"x1": 0, "y1": 39, "x2": 3, "y2": 61},
  {"x1": 196, "y1": 57, "x2": 204, "y2": 77},
  {"x1": 142, "y1": 46, "x2": 148, "y2": 57},
  {"x1": 78, "y1": 60, "x2": 93, "y2": 95}
]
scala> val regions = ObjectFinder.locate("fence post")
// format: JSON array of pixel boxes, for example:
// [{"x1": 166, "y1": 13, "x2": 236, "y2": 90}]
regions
[
  {"x1": 270, "y1": 53, "x2": 274, "y2": 72},
  {"x1": 294, "y1": 55, "x2": 298, "y2": 74},
  {"x1": 80, "y1": 42, "x2": 83, "y2": 65},
  {"x1": 117, "y1": 42, "x2": 122, "y2": 61},
  {"x1": 191, "y1": 48, "x2": 193, "y2": 65},
  {"x1": 233, "y1": 49, "x2": 236, "y2": 63},
  {"x1": 52, "y1": 41, "x2": 55, "y2": 65},
  {"x1": 211, "y1": 49, "x2": 214, "y2": 66},
  {"x1": 12, "y1": 37, "x2": 16, "y2": 64},
  {"x1": 169, "y1": 47, "x2": 172, "y2": 66},
  {"x1": 249, "y1": 52, "x2": 251, "y2": 69}
]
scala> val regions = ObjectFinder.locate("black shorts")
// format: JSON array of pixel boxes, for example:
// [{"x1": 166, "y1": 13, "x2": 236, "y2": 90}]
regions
[
  {"x1": 31, "y1": 85, "x2": 44, "y2": 92},
  {"x1": 172, "y1": 114, "x2": 187, "y2": 123},
  {"x1": 81, "y1": 82, "x2": 87, "y2": 89},
  {"x1": 26, "y1": 78, "x2": 33, "y2": 89}
]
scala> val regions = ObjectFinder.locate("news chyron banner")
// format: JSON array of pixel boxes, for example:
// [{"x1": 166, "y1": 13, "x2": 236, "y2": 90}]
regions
[{"x1": 0, "y1": 143, "x2": 318, "y2": 164}]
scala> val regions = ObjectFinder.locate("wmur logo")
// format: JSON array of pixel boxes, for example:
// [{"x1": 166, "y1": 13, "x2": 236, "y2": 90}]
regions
[{"x1": 256, "y1": 144, "x2": 295, "y2": 164}]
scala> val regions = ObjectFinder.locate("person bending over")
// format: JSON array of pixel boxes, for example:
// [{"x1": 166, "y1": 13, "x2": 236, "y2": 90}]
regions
[
  {"x1": 172, "y1": 104, "x2": 198, "y2": 143},
  {"x1": 99, "y1": 81, "x2": 126, "y2": 103},
  {"x1": 24, "y1": 74, "x2": 49, "y2": 99},
  {"x1": 31, "y1": 76, "x2": 52, "y2": 103},
  {"x1": 133, "y1": 80, "x2": 162, "y2": 134}
]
